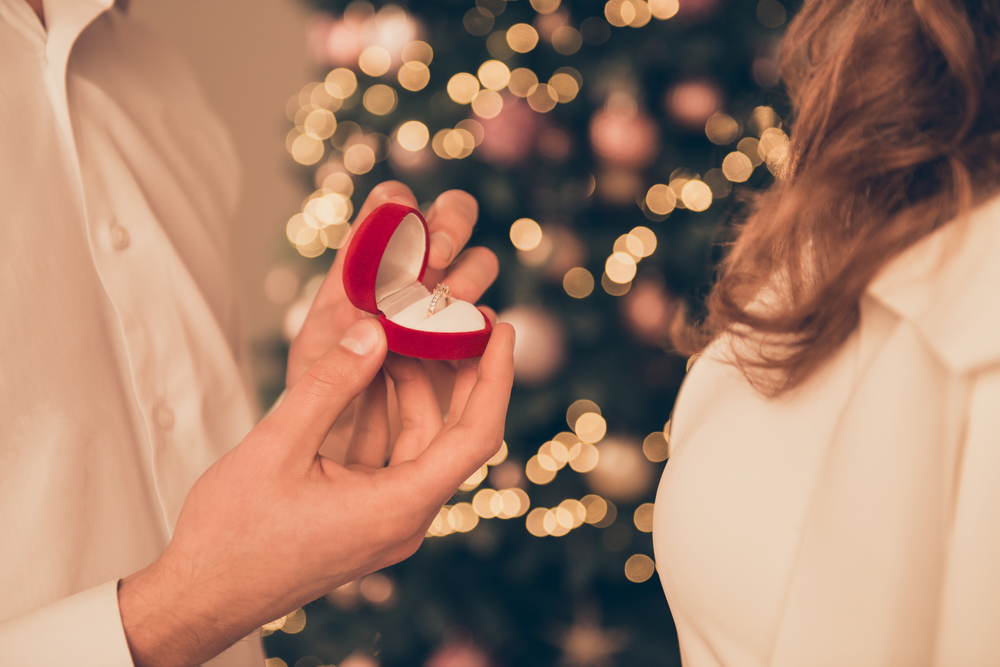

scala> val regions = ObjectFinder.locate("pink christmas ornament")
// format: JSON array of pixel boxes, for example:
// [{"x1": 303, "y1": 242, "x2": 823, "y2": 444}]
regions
[
  {"x1": 425, "y1": 640, "x2": 493, "y2": 667},
  {"x1": 498, "y1": 306, "x2": 567, "y2": 386},
  {"x1": 666, "y1": 79, "x2": 723, "y2": 131},
  {"x1": 622, "y1": 278, "x2": 676, "y2": 345},
  {"x1": 477, "y1": 95, "x2": 542, "y2": 167},
  {"x1": 589, "y1": 104, "x2": 659, "y2": 169}
]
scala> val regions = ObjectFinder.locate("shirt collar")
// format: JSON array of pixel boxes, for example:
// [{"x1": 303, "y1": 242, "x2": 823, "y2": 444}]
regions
[
  {"x1": 865, "y1": 192, "x2": 1000, "y2": 372},
  {"x1": 43, "y1": 0, "x2": 116, "y2": 69}
]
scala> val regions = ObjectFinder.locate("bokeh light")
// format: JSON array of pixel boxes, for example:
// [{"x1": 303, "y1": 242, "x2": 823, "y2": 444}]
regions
[
  {"x1": 506, "y1": 23, "x2": 540, "y2": 52},
  {"x1": 401, "y1": 40, "x2": 433, "y2": 65},
  {"x1": 552, "y1": 27, "x2": 583, "y2": 54},
  {"x1": 649, "y1": 0, "x2": 680, "y2": 19},
  {"x1": 510, "y1": 218, "x2": 543, "y2": 251},
  {"x1": 472, "y1": 89, "x2": 504, "y2": 118},
  {"x1": 397, "y1": 62, "x2": 430, "y2": 91},
  {"x1": 396, "y1": 120, "x2": 429, "y2": 151},
  {"x1": 642, "y1": 431, "x2": 670, "y2": 462},
  {"x1": 605, "y1": 252, "x2": 637, "y2": 284},
  {"x1": 722, "y1": 151, "x2": 754, "y2": 182},
  {"x1": 574, "y1": 412, "x2": 608, "y2": 444},
  {"x1": 530, "y1": 0, "x2": 561, "y2": 13},
  {"x1": 563, "y1": 267, "x2": 595, "y2": 298},
  {"x1": 358, "y1": 46, "x2": 391, "y2": 77},
  {"x1": 363, "y1": 84, "x2": 398, "y2": 115},
  {"x1": 447, "y1": 73, "x2": 480, "y2": 104},
  {"x1": 625, "y1": 554, "x2": 656, "y2": 582},
  {"x1": 508, "y1": 68, "x2": 539, "y2": 97},
  {"x1": 705, "y1": 112, "x2": 740, "y2": 145},
  {"x1": 478, "y1": 60, "x2": 511, "y2": 90},
  {"x1": 344, "y1": 143, "x2": 376, "y2": 174},
  {"x1": 549, "y1": 72, "x2": 580, "y2": 103},
  {"x1": 680, "y1": 180, "x2": 713, "y2": 211},
  {"x1": 633, "y1": 503, "x2": 655, "y2": 532}
]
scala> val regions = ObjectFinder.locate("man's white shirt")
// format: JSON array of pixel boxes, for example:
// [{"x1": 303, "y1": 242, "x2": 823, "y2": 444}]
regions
[{"x1": 0, "y1": 0, "x2": 264, "y2": 663}]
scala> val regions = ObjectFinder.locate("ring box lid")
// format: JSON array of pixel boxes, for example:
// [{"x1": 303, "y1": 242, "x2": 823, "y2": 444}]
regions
[{"x1": 342, "y1": 203, "x2": 429, "y2": 315}]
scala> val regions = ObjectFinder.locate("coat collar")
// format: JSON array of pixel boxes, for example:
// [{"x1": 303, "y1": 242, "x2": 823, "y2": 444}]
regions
[{"x1": 866, "y1": 192, "x2": 1000, "y2": 373}]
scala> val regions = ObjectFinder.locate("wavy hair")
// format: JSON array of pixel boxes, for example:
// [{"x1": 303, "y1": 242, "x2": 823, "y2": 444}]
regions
[{"x1": 678, "y1": 0, "x2": 1000, "y2": 395}]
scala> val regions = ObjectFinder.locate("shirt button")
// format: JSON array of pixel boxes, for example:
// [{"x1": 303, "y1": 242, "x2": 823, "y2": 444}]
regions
[
  {"x1": 155, "y1": 404, "x2": 175, "y2": 431},
  {"x1": 109, "y1": 221, "x2": 130, "y2": 250}
]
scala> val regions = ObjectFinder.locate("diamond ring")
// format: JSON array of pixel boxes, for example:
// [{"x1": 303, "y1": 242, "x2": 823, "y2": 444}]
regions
[{"x1": 427, "y1": 283, "x2": 452, "y2": 317}]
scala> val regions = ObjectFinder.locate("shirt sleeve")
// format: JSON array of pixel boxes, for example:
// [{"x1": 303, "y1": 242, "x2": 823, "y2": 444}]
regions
[{"x1": 0, "y1": 580, "x2": 134, "y2": 666}]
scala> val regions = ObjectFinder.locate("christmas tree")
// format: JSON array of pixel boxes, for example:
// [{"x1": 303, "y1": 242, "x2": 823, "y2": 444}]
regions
[{"x1": 261, "y1": 0, "x2": 791, "y2": 664}]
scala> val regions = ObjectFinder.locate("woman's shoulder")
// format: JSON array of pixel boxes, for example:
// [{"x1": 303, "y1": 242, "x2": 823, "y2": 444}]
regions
[{"x1": 865, "y1": 192, "x2": 1000, "y2": 373}]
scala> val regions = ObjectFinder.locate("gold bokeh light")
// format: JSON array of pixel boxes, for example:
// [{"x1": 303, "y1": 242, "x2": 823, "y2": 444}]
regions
[
  {"x1": 344, "y1": 143, "x2": 376, "y2": 174},
  {"x1": 363, "y1": 84, "x2": 398, "y2": 115},
  {"x1": 605, "y1": 252, "x2": 637, "y2": 284},
  {"x1": 506, "y1": 23, "x2": 540, "y2": 53},
  {"x1": 705, "y1": 112, "x2": 740, "y2": 145},
  {"x1": 530, "y1": 0, "x2": 561, "y2": 13},
  {"x1": 478, "y1": 60, "x2": 511, "y2": 90},
  {"x1": 738, "y1": 137, "x2": 764, "y2": 167},
  {"x1": 472, "y1": 89, "x2": 504, "y2": 118},
  {"x1": 304, "y1": 108, "x2": 336, "y2": 140},
  {"x1": 681, "y1": 180, "x2": 713, "y2": 212},
  {"x1": 574, "y1": 412, "x2": 608, "y2": 444},
  {"x1": 649, "y1": 0, "x2": 680, "y2": 19},
  {"x1": 358, "y1": 46, "x2": 391, "y2": 77},
  {"x1": 508, "y1": 68, "x2": 539, "y2": 97},
  {"x1": 398, "y1": 62, "x2": 431, "y2": 91},
  {"x1": 633, "y1": 503, "x2": 655, "y2": 532},
  {"x1": 527, "y1": 83, "x2": 558, "y2": 113},
  {"x1": 642, "y1": 431, "x2": 670, "y2": 462},
  {"x1": 552, "y1": 27, "x2": 583, "y2": 55},
  {"x1": 447, "y1": 73, "x2": 480, "y2": 104},
  {"x1": 510, "y1": 218, "x2": 543, "y2": 251},
  {"x1": 625, "y1": 554, "x2": 656, "y2": 582},
  {"x1": 548, "y1": 72, "x2": 580, "y2": 103},
  {"x1": 401, "y1": 40, "x2": 433, "y2": 65},
  {"x1": 563, "y1": 267, "x2": 595, "y2": 299},
  {"x1": 723, "y1": 151, "x2": 754, "y2": 182},
  {"x1": 645, "y1": 184, "x2": 677, "y2": 216},
  {"x1": 324, "y1": 68, "x2": 358, "y2": 99},
  {"x1": 396, "y1": 120, "x2": 429, "y2": 151},
  {"x1": 630, "y1": 226, "x2": 657, "y2": 257}
]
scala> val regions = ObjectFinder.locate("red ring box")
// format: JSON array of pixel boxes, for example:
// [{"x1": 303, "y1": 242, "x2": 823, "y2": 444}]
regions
[{"x1": 342, "y1": 202, "x2": 492, "y2": 360}]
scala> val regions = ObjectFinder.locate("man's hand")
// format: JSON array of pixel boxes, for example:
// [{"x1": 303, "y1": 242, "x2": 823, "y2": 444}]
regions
[{"x1": 118, "y1": 318, "x2": 515, "y2": 667}]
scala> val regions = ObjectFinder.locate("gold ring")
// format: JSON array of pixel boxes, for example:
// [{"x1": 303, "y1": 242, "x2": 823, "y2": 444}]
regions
[{"x1": 427, "y1": 283, "x2": 452, "y2": 317}]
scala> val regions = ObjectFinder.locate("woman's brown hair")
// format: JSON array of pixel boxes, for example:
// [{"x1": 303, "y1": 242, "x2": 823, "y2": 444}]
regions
[{"x1": 679, "y1": 0, "x2": 1000, "y2": 396}]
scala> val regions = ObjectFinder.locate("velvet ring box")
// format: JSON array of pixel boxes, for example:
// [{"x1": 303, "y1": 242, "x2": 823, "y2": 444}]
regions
[{"x1": 342, "y1": 202, "x2": 492, "y2": 360}]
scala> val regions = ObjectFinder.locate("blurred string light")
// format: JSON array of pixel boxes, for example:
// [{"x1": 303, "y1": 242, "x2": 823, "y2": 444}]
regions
[
  {"x1": 601, "y1": 225, "x2": 658, "y2": 296},
  {"x1": 636, "y1": 103, "x2": 786, "y2": 236},
  {"x1": 261, "y1": 608, "x2": 307, "y2": 638},
  {"x1": 624, "y1": 554, "x2": 656, "y2": 583}
]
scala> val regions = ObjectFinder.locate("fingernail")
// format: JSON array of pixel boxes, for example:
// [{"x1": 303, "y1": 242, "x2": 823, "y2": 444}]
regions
[
  {"x1": 430, "y1": 231, "x2": 453, "y2": 263},
  {"x1": 339, "y1": 319, "x2": 379, "y2": 356}
]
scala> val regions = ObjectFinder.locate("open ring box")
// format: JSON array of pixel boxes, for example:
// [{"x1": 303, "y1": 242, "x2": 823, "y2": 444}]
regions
[{"x1": 342, "y1": 202, "x2": 493, "y2": 359}]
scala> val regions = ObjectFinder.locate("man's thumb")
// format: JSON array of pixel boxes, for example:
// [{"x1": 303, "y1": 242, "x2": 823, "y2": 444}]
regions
[{"x1": 263, "y1": 318, "x2": 387, "y2": 459}]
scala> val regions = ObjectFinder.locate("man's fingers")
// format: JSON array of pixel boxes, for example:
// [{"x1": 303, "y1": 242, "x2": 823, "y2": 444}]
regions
[
  {"x1": 384, "y1": 353, "x2": 445, "y2": 464},
  {"x1": 446, "y1": 357, "x2": 480, "y2": 426},
  {"x1": 430, "y1": 246, "x2": 499, "y2": 304},
  {"x1": 263, "y1": 319, "x2": 388, "y2": 462},
  {"x1": 344, "y1": 370, "x2": 390, "y2": 468},
  {"x1": 406, "y1": 323, "x2": 515, "y2": 497},
  {"x1": 424, "y1": 190, "x2": 478, "y2": 270},
  {"x1": 353, "y1": 181, "x2": 419, "y2": 227}
]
